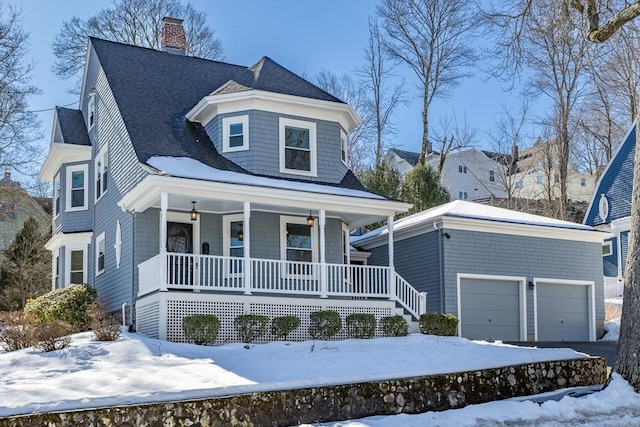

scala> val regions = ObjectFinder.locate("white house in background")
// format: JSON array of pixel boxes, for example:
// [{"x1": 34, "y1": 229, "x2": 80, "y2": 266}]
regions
[
  {"x1": 511, "y1": 142, "x2": 596, "y2": 203},
  {"x1": 386, "y1": 148, "x2": 508, "y2": 201},
  {"x1": 38, "y1": 19, "x2": 423, "y2": 343}
]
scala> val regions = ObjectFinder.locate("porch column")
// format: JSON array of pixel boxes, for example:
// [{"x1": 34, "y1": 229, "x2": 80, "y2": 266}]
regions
[
  {"x1": 159, "y1": 192, "x2": 168, "y2": 292},
  {"x1": 319, "y1": 209, "x2": 328, "y2": 298},
  {"x1": 243, "y1": 201, "x2": 252, "y2": 295},
  {"x1": 388, "y1": 215, "x2": 396, "y2": 301}
]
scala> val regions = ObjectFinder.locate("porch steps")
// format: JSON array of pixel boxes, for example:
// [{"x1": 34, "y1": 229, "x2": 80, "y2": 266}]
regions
[{"x1": 393, "y1": 307, "x2": 420, "y2": 333}]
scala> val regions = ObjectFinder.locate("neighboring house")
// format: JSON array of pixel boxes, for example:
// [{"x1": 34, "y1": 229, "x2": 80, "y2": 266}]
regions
[
  {"x1": 583, "y1": 124, "x2": 635, "y2": 298},
  {"x1": 385, "y1": 148, "x2": 508, "y2": 200},
  {"x1": 511, "y1": 142, "x2": 596, "y2": 203},
  {"x1": 352, "y1": 200, "x2": 606, "y2": 341},
  {"x1": 38, "y1": 19, "x2": 421, "y2": 343},
  {"x1": 0, "y1": 172, "x2": 50, "y2": 253}
]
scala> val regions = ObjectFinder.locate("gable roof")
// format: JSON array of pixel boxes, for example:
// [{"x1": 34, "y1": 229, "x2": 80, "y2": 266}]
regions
[
  {"x1": 388, "y1": 148, "x2": 421, "y2": 166},
  {"x1": 89, "y1": 38, "x2": 364, "y2": 191},
  {"x1": 55, "y1": 107, "x2": 91, "y2": 146},
  {"x1": 353, "y1": 200, "x2": 602, "y2": 247},
  {"x1": 583, "y1": 123, "x2": 636, "y2": 227}
]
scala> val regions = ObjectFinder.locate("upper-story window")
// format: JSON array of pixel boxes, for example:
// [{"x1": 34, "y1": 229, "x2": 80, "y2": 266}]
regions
[
  {"x1": 458, "y1": 165, "x2": 467, "y2": 174},
  {"x1": 0, "y1": 202, "x2": 16, "y2": 221},
  {"x1": 95, "y1": 148, "x2": 108, "y2": 202},
  {"x1": 581, "y1": 177, "x2": 586, "y2": 187},
  {"x1": 458, "y1": 191, "x2": 468, "y2": 200},
  {"x1": 53, "y1": 173, "x2": 60, "y2": 217},
  {"x1": 222, "y1": 115, "x2": 249, "y2": 152},
  {"x1": 489, "y1": 170, "x2": 495, "y2": 182},
  {"x1": 96, "y1": 232, "x2": 105, "y2": 276},
  {"x1": 536, "y1": 175, "x2": 543, "y2": 185},
  {"x1": 340, "y1": 130, "x2": 348, "y2": 166},
  {"x1": 88, "y1": 95, "x2": 96, "y2": 130},
  {"x1": 279, "y1": 117, "x2": 317, "y2": 177},
  {"x1": 66, "y1": 164, "x2": 88, "y2": 211}
]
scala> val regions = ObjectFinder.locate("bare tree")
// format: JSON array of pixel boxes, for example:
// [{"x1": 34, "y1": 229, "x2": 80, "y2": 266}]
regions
[
  {"x1": 485, "y1": 0, "x2": 640, "y2": 391},
  {"x1": 52, "y1": 0, "x2": 224, "y2": 81},
  {"x1": 377, "y1": 0, "x2": 477, "y2": 164},
  {"x1": 313, "y1": 70, "x2": 374, "y2": 173},
  {"x1": 359, "y1": 18, "x2": 405, "y2": 167},
  {"x1": 431, "y1": 113, "x2": 477, "y2": 176},
  {"x1": 0, "y1": 2, "x2": 42, "y2": 176}
]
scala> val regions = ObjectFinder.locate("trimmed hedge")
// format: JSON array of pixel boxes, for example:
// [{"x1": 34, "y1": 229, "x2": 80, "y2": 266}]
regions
[
  {"x1": 380, "y1": 314, "x2": 409, "y2": 337},
  {"x1": 182, "y1": 314, "x2": 220, "y2": 345},
  {"x1": 346, "y1": 313, "x2": 376, "y2": 339},
  {"x1": 309, "y1": 310, "x2": 341, "y2": 340},
  {"x1": 234, "y1": 314, "x2": 269, "y2": 343},
  {"x1": 419, "y1": 313, "x2": 458, "y2": 336},
  {"x1": 24, "y1": 284, "x2": 97, "y2": 331},
  {"x1": 271, "y1": 315, "x2": 300, "y2": 341}
]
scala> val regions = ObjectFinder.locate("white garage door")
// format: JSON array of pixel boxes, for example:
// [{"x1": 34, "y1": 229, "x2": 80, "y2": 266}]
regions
[
  {"x1": 459, "y1": 277, "x2": 523, "y2": 341},
  {"x1": 537, "y1": 282, "x2": 590, "y2": 341}
]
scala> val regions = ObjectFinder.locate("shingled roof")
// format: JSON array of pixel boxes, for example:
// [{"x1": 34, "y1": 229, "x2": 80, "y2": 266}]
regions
[
  {"x1": 87, "y1": 38, "x2": 364, "y2": 190},
  {"x1": 55, "y1": 107, "x2": 91, "y2": 146}
]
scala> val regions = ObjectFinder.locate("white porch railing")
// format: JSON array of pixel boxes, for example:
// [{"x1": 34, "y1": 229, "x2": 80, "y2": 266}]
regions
[
  {"x1": 604, "y1": 276, "x2": 623, "y2": 299},
  {"x1": 138, "y1": 253, "x2": 427, "y2": 319}
]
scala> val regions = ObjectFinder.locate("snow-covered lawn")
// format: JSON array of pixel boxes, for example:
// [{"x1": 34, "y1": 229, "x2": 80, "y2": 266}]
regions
[{"x1": 1, "y1": 330, "x2": 637, "y2": 425}]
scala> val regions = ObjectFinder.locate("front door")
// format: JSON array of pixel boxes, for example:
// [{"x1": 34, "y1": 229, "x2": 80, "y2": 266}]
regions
[{"x1": 167, "y1": 222, "x2": 193, "y2": 285}]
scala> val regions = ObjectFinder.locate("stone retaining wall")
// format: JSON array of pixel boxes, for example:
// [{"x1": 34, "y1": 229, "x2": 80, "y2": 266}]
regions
[{"x1": 0, "y1": 357, "x2": 607, "y2": 427}]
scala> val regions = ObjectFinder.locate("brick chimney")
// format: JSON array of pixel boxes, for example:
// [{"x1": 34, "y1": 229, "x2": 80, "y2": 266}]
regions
[{"x1": 161, "y1": 17, "x2": 187, "y2": 55}]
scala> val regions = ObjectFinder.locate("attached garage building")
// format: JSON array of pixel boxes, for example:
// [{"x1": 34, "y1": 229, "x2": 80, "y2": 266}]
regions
[{"x1": 352, "y1": 201, "x2": 606, "y2": 342}]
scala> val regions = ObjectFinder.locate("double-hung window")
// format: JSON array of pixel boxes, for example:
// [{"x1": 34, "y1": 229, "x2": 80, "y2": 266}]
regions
[
  {"x1": 340, "y1": 130, "x2": 348, "y2": 166},
  {"x1": 222, "y1": 115, "x2": 249, "y2": 152},
  {"x1": 279, "y1": 118, "x2": 317, "y2": 177},
  {"x1": 95, "y1": 149, "x2": 108, "y2": 201},
  {"x1": 489, "y1": 170, "x2": 495, "y2": 182},
  {"x1": 68, "y1": 248, "x2": 86, "y2": 284},
  {"x1": 53, "y1": 173, "x2": 60, "y2": 217},
  {"x1": 88, "y1": 95, "x2": 96, "y2": 129},
  {"x1": 223, "y1": 214, "x2": 244, "y2": 276},
  {"x1": 96, "y1": 232, "x2": 106, "y2": 276},
  {"x1": 281, "y1": 216, "x2": 318, "y2": 277},
  {"x1": 66, "y1": 165, "x2": 88, "y2": 211}
]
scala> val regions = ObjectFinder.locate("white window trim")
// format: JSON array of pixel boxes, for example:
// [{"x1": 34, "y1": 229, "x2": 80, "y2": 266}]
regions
[
  {"x1": 222, "y1": 115, "x2": 249, "y2": 153},
  {"x1": 65, "y1": 245, "x2": 88, "y2": 286},
  {"x1": 53, "y1": 173, "x2": 61, "y2": 218},
  {"x1": 279, "y1": 117, "x2": 317, "y2": 177},
  {"x1": 280, "y1": 215, "x2": 318, "y2": 263},
  {"x1": 602, "y1": 241, "x2": 613, "y2": 257},
  {"x1": 53, "y1": 249, "x2": 60, "y2": 290},
  {"x1": 95, "y1": 147, "x2": 108, "y2": 203},
  {"x1": 66, "y1": 164, "x2": 88, "y2": 212},
  {"x1": 340, "y1": 129, "x2": 348, "y2": 166},
  {"x1": 95, "y1": 232, "x2": 106, "y2": 276},
  {"x1": 88, "y1": 95, "x2": 96, "y2": 130}
]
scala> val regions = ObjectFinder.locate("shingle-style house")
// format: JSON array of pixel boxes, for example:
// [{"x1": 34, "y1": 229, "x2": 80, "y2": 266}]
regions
[
  {"x1": 385, "y1": 148, "x2": 508, "y2": 201},
  {"x1": 352, "y1": 200, "x2": 606, "y2": 341},
  {"x1": 38, "y1": 20, "x2": 421, "y2": 342},
  {"x1": 583, "y1": 124, "x2": 636, "y2": 297}
]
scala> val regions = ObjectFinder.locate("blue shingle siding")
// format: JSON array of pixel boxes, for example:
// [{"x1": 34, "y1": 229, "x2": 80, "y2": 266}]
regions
[
  {"x1": 200, "y1": 212, "x2": 222, "y2": 256},
  {"x1": 205, "y1": 110, "x2": 347, "y2": 184},
  {"x1": 584, "y1": 125, "x2": 635, "y2": 226},
  {"x1": 603, "y1": 237, "x2": 618, "y2": 277},
  {"x1": 441, "y1": 229, "x2": 604, "y2": 335}
]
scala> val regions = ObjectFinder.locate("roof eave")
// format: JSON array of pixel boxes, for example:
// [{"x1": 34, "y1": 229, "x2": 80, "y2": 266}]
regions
[
  {"x1": 39, "y1": 143, "x2": 92, "y2": 181},
  {"x1": 185, "y1": 89, "x2": 361, "y2": 132}
]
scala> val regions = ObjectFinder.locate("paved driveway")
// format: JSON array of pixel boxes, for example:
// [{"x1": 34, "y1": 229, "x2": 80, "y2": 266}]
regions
[{"x1": 505, "y1": 341, "x2": 618, "y2": 367}]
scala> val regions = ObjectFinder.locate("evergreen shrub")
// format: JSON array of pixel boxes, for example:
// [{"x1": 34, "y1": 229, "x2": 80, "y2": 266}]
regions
[
  {"x1": 271, "y1": 315, "x2": 300, "y2": 340},
  {"x1": 309, "y1": 310, "x2": 341, "y2": 340},
  {"x1": 182, "y1": 314, "x2": 220, "y2": 345},
  {"x1": 346, "y1": 313, "x2": 376, "y2": 339},
  {"x1": 380, "y1": 314, "x2": 409, "y2": 337},
  {"x1": 419, "y1": 313, "x2": 458, "y2": 336}
]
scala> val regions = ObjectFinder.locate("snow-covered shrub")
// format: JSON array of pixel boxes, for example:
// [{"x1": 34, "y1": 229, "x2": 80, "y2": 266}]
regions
[
  {"x1": 309, "y1": 310, "x2": 341, "y2": 340},
  {"x1": 32, "y1": 321, "x2": 72, "y2": 352},
  {"x1": 346, "y1": 313, "x2": 376, "y2": 339},
  {"x1": 89, "y1": 300, "x2": 121, "y2": 342},
  {"x1": 380, "y1": 314, "x2": 408, "y2": 337},
  {"x1": 419, "y1": 313, "x2": 458, "y2": 336},
  {"x1": 0, "y1": 311, "x2": 36, "y2": 351},
  {"x1": 182, "y1": 314, "x2": 220, "y2": 345},
  {"x1": 270, "y1": 315, "x2": 300, "y2": 340},
  {"x1": 234, "y1": 314, "x2": 269, "y2": 343},
  {"x1": 24, "y1": 284, "x2": 97, "y2": 331}
]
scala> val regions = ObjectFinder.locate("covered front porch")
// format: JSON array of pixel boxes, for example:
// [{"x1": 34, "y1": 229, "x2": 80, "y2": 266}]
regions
[{"x1": 120, "y1": 174, "x2": 424, "y2": 320}]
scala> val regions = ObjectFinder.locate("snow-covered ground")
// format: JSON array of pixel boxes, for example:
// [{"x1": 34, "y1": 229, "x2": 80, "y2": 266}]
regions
[{"x1": 1, "y1": 330, "x2": 636, "y2": 425}]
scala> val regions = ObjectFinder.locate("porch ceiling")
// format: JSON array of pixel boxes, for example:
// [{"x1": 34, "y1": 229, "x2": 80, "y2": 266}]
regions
[{"x1": 119, "y1": 175, "x2": 410, "y2": 229}]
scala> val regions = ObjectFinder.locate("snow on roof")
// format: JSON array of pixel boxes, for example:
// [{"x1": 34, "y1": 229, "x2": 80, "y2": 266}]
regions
[
  {"x1": 147, "y1": 156, "x2": 385, "y2": 200},
  {"x1": 352, "y1": 200, "x2": 596, "y2": 243}
]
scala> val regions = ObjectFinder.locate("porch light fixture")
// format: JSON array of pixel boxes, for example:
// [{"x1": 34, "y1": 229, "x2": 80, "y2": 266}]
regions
[
  {"x1": 306, "y1": 211, "x2": 315, "y2": 227},
  {"x1": 190, "y1": 201, "x2": 198, "y2": 221}
]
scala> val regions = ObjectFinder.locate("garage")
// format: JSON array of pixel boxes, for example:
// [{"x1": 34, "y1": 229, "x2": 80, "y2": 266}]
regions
[
  {"x1": 536, "y1": 280, "x2": 593, "y2": 341},
  {"x1": 458, "y1": 275, "x2": 525, "y2": 341}
]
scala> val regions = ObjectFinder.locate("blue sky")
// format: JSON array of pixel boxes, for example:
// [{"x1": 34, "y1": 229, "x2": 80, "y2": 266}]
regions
[{"x1": 15, "y1": 0, "x2": 528, "y2": 163}]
